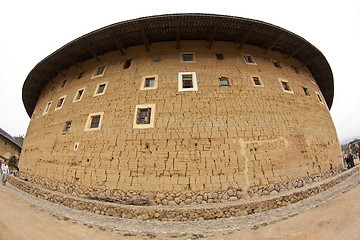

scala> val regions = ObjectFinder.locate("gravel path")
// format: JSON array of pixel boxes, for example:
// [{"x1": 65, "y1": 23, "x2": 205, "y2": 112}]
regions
[{"x1": 4, "y1": 167, "x2": 360, "y2": 237}]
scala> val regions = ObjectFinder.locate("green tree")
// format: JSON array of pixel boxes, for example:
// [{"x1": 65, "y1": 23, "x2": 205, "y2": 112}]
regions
[
  {"x1": 8, "y1": 156, "x2": 19, "y2": 169},
  {"x1": 13, "y1": 135, "x2": 24, "y2": 147}
]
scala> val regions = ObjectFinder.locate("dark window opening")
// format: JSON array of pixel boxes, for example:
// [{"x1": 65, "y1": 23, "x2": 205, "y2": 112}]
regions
[
  {"x1": 303, "y1": 87, "x2": 310, "y2": 96},
  {"x1": 182, "y1": 75, "x2": 193, "y2": 88},
  {"x1": 124, "y1": 59, "x2": 132, "y2": 69},
  {"x1": 97, "y1": 84, "x2": 106, "y2": 94},
  {"x1": 182, "y1": 54, "x2": 194, "y2": 62},
  {"x1": 216, "y1": 54, "x2": 224, "y2": 60},
  {"x1": 272, "y1": 60, "x2": 281, "y2": 68},
  {"x1": 145, "y1": 78, "x2": 155, "y2": 88},
  {"x1": 95, "y1": 66, "x2": 105, "y2": 76},
  {"x1": 56, "y1": 98, "x2": 64, "y2": 108},
  {"x1": 64, "y1": 121, "x2": 71, "y2": 132},
  {"x1": 77, "y1": 71, "x2": 85, "y2": 79},
  {"x1": 76, "y1": 89, "x2": 84, "y2": 100},
  {"x1": 60, "y1": 80, "x2": 67, "y2": 88},
  {"x1": 281, "y1": 81, "x2": 291, "y2": 91},
  {"x1": 252, "y1": 77, "x2": 261, "y2": 86},
  {"x1": 244, "y1": 55, "x2": 254, "y2": 63},
  {"x1": 90, "y1": 116, "x2": 101, "y2": 128},
  {"x1": 292, "y1": 66, "x2": 300, "y2": 74},
  {"x1": 136, "y1": 108, "x2": 152, "y2": 124}
]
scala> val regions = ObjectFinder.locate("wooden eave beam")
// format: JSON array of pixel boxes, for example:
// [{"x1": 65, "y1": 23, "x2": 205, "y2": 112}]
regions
[
  {"x1": 138, "y1": 23, "x2": 150, "y2": 52},
  {"x1": 303, "y1": 54, "x2": 322, "y2": 66},
  {"x1": 45, "y1": 60, "x2": 65, "y2": 77},
  {"x1": 285, "y1": 44, "x2": 305, "y2": 59},
  {"x1": 82, "y1": 39, "x2": 101, "y2": 62},
  {"x1": 236, "y1": 24, "x2": 255, "y2": 50},
  {"x1": 61, "y1": 49, "x2": 80, "y2": 68},
  {"x1": 263, "y1": 33, "x2": 285, "y2": 54},
  {"x1": 110, "y1": 29, "x2": 125, "y2": 56},
  {"x1": 176, "y1": 20, "x2": 181, "y2": 49},
  {"x1": 207, "y1": 20, "x2": 220, "y2": 49}
]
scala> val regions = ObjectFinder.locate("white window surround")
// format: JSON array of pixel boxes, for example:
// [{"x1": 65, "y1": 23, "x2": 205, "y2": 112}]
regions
[
  {"x1": 43, "y1": 101, "x2": 52, "y2": 115},
  {"x1": 55, "y1": 95, "x2": 67, "y2": 110},
  {"x1": 251, "y1": 75, "x2": 264, "y2": 87},
  {"x1": 315, "y1": 91, "x2": 324, "y2": 104},
  {"x1": 84, "y1": 112, "x2": 104, "y2": 131},
  {"x1": 73, "y1": 87, "x2": 86, "y2": 102},
  {"x1": 308, "y1": 74, "x2": 316, "y2": 84},
  {"x1": 178, "y1": 72, "x2": 198, "y2": 92},
  {"x1": 140, "y1": 75, "x2": 158, "y2": 90},
  {"x1": 91, "y1": 64, "x2": 107, "y2": 79},
  {"x1": 180, "y1": 52, "x2": 196, "y2": 63},
  {"x1": 242, "y1": 54, "x2": 257, "y2": 65},
  {"x1": 93, "y1": 82, "x2": 108, "y2": 97},
  {"x1": 278, "y1": 78, "x2": 294, "y2": 94},
  {"x1": 133, "y1": 103, "x2": 156, "y2": 129}
]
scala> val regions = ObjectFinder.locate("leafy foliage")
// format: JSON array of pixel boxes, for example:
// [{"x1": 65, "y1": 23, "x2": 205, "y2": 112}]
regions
[
  {"x1": 8, "y1": 155, "x2": 18, "y2": 169},
  {"x1": 13, "y1": 135, "x2": 24, "y2": 147}
]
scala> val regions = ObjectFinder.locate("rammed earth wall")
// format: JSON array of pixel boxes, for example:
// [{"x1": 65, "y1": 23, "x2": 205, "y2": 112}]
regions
[{"x1": 20, "y1": 41, "x2": 342, "y2": 196}]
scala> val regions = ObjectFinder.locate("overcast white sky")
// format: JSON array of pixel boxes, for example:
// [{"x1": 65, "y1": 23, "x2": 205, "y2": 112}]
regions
[{"x1": 0, "y1": 0, "x2": 359, "y2": 143}]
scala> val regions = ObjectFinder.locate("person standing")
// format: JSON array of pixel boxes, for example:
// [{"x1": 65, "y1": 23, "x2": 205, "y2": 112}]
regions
[{"x1": 1, "y1": 161, "x2": 9, "y2": 186}]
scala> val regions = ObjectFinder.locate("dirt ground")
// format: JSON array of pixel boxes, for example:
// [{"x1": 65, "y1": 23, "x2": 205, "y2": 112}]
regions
[{"x1": 0, "y1": 183, "x2": 359, "y2": 240}]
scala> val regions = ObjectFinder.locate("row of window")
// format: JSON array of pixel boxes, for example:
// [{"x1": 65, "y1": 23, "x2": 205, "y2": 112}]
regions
[
  {"x1": 48, "y1": 52, "x2": 315, "y2": 94},
  {"x1": 41, "y1": 72, "x2": 323, "y2": 116},
  {"x1": 62, "y1": 103, "x2": 155, "y2": 135}
]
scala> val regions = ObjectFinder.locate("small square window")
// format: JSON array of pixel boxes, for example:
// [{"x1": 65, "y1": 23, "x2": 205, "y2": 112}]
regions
[
  {"x1": 92, "y1": 65, "x2": 106, "y2": 79},
  {"x1": 93, "y1": 82, "x2": 108, "y2": 96},
  {"x1": 55, "y1": 96, "x2": 66, "y2": 110},
  {"x1": 153, "y1": 55, "x2": 161, "y2": 62},
  {"x1": 316, "y1": 92, "x2": 324, "y2": 104},
  {"x1": 43, "y1": 102, "x2": 52, "y2": 115},
  {"x1": 133, "y1": 104, "x2": 156, "y2": 129},
  {"x1": 180, "y1": 52, "x2": 196, "y2": 63},
  {"x1": 219, "y1": 77, "x2": 230, "y2": 87},
  {"x1": 216, "y1": 54, "x2": 224, "y2": 60},
  {"x1": 84, "y1": 112, "x2": 104, "y2": 131},
  {"x1": 124, "y1": 59, "x2": 132, "y2": 69},
  {"x1": 303, "y1": 87, "x2": 310, "y2": 96},
  {"x1": 252, "y1": 76, "x2": 263, "y2": 87},
  {"x1": 242, "y1": 54, "x2": 257, "y2": 65},
  {"x1": 140, "y1": 75, "x2": 158, "y2": 90},
  {"x1": 64, "y1": 121, "x2": 72, "y2": 132},
  {"x1": 59, "y1": 80, "x2": 67, "y2": 89},
  {"x1": 73, "y1": 88, "x2": 85, "y2": 102},
  {"x1": 292, "y1": 66, "x2": 300, "y2": 74},
  {"x1": 308, "y1": 74, "x2": 316, "y2": 84},
  {"x1": 77, "y1": 71, "x2": 85, "y2": 79},
  {"x1": 182, "y1": 75, "x2": 193, "y2": 88},
  {"x1": 272, "y1": 60, "x2": 281, "y2": 68},
  {"x1": 178, "y1": 72, "x2": 197, "y2": 91},
  {"x1": 279, "y1": 79, "x2": 293, "y2": 93}
]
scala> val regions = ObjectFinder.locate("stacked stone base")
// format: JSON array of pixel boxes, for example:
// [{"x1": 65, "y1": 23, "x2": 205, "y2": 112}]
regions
[{"x1": 8, "y1": 166, "x2": 359, "y2": 221}]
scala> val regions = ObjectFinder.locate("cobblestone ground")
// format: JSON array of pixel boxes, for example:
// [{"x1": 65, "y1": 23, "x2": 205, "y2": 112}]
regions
[{"x1": 3, "y1": 166, "x2": 360, "y2": 238}]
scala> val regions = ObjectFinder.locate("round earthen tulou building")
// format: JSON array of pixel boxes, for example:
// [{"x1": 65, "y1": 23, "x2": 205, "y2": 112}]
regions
[{"x1": 20, "y1": 14, "x2": 342, "y2": 205}]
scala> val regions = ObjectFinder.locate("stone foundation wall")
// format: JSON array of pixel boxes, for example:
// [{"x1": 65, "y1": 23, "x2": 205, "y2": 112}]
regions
[
  {"x1": 10, "y1": 166, "x2": 356, "y2": 221},
  {"x1": 19, "y1": 166, "x2": 344, "y2": 206}
]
